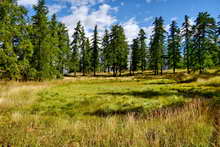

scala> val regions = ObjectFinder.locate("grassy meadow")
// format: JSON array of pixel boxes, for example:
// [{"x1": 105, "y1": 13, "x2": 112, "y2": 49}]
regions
[{"x1": 0, "y1": 70, "x2": 220, "y2": 146}]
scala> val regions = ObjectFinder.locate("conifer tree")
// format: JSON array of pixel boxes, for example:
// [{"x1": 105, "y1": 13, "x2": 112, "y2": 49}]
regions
[
  {"x1": 49, "y1": 14, "x2": 60, "y2": 77},
  {"x1": 168, "y1": 20, "x2": 181, "y2": 74},
  {"x1": 71, "y1": 21, "x2": 82, "y2": 76},
  {"x1": 182, "y1": 15, "x2": 192, "y2": 73},
  {"x1": 31, "y1": 0, "x2": 52, "y2": 80},
  {"x1": 0, "y1": 0, "x2": 30, "y2": 80},
  {"x1": 85, "y1": 38, "x2": 92, "y2": 73},
  {"x1": 131, "y1": 38, "x2": 139, "y2": 74},
  {"x1": 91, "y1": 25, "x2": 99, "y2": 76},
  {"x1": 218, "y1": 16, "x2": 220, "y2": 65},
  {"x1": 109, "y1": 25, "x2": 128, "y2": 76},
  {"x1": 149, "y1": 17, "x2": 166, "y2": 75},
  {"x1": 191, "y1": 12, "x2": 216, "y2": 73},
  {"x1": 101, "y1": 29, "x2": 111, "y2": 72},
  {"x1": 80, "y1": 27, "x2": 91, "y2": 76},
  {"x1": 57, "y1": 23, "x2": 70, "y2": 75},
  {"x1": 138, "y1": 29, "x2": 147, "y2": 72}
]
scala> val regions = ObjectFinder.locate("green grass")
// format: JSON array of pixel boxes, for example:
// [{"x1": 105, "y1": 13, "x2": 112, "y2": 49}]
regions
[
  {"x1": 30, "y1": 79, "x2": 188, "y2": 118},
  {"x1": 0, "y1": 70, "x2": 220, "y2": 146}
]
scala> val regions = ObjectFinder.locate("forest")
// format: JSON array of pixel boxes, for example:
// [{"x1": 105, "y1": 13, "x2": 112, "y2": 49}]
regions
[
  {"x1": 0, "y1": 0, "x2": 220, "y2": 146},
  {"x1": 0, "y1": 0, "x2": 219, "y2": 80}
]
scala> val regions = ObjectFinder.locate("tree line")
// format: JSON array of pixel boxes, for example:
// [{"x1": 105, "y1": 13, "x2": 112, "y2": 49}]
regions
[{"x1": 0, "y1": 0, "x2": 219, "y2": 80}]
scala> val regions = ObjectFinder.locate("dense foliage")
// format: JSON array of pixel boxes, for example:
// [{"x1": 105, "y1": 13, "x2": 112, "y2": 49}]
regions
[{"x1": 0, "y1": 0, "x2": 219, "y2": 80}]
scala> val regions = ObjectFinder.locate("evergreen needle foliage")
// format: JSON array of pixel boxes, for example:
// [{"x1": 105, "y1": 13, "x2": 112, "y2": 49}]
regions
[{"x1": 0, "y1": 0, "x2": 219, "y2": 80}]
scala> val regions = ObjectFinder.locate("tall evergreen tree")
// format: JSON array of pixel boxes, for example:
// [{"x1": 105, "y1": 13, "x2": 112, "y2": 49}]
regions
[
  {"x1": 109, "y1": 25, "x2": 128, "y2": 76},
  {"x1": 215, "y1": 15, "x2": 220, "y2": 65},
  {"x1": 131, "y1": 38, "x2": 139, "y2": 74},
  {"x1": 101, "y1": 29, "x2": 111, "y2": 72},
  {"x1": 182, "y1": 15, "x2": 192, "y2": 73},
  {"x1": 0, "y1": 0, "x2": 31, "y2": 80},
  {"x1": 149, "y1": 17, "x2": 166, "y2": 75},
  {"x1": 91, "y1": 25, "x2": 99, "y2": 76},
  {"x1": 71, "y1": 21, "x2": 82, "y2": 76},
  {"x1": 168, "y1": 20, "x2": 181, "y2": 74},
  {"x1": 191, "y1": 12, "x2": 216, "y2": 73},
  {"x1": 138, "y1": 29, "x2": 147, "y2": 72},
  {"x1": 57, "y1": 22, "x2": 70, "y2": 75},
  {"x1": 49, "y1": 14, "x2": 60, "y2": 77},
  {"x1": 80, "y1": 27, "x2": 91, "y2": 76},
  {"x1": 31, "y1": 0, "x2": 53, "y2": 80}
]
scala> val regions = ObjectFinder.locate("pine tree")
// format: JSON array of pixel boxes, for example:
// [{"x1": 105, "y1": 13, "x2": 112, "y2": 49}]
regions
[
  {"x1": 85, "y1": 38, "x2": 92, "y2": 73},
  {"x1": 49, "y1": 14, "x2": 60, "y2": 77},
  {"x1": 191, "y1": 12, "x2": 216, "y2": 73},
  {"x1": 216, "y1": 15, "x2": 220, "y2": 65},
  {"x1": 131, "y1": 38, "x2": 139, "y2": 74},
  {"x1": 149, "y1": 17, "x2": 166, "y2": 75},
  {"x1": 91, "y1": 25, "x2": 99, "y2": 76},
  {"x1": 168, "y1": 20, "x2": 181, "y2": 74},
  {"x1": 70, "y1": 21, "x2": 82, "y2": 77},
  {"x1": 0, "y1": 0, "x2": 30, "y2": 80},
  {"x1": 57, "y1": 22, "x2": 70, "y2": 76},
  {"x1": 101, "y1": 29, "x2": 111, "y2": 72},
  {"x1": 109, "y1": 25, "x2": 128, "y2": 76},
  {"x1": 138, "y1": 29, "x2": 147, "y2": 72},
  {"x1": 31, "y1": 0, "x2": 53, "y2": 80},
  {"x1": 182, "y1": 15, "x2": 192, "y2": 73},
  {"x1": 80, "y1": 27, "x2": 91, "y2": 76}
]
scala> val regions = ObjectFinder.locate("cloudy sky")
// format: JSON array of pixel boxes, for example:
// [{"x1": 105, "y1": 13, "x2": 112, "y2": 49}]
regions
[{"x1": 17, "y1": 0, "x2": 220, "y2": 43}]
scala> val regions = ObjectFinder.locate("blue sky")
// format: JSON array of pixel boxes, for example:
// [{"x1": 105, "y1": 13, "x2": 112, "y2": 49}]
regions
[{"x1": 17, "y1": 0, "x2": 220, "y2": 43}]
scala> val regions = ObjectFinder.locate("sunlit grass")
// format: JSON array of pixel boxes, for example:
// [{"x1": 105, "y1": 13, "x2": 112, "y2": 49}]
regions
[{"x1": 0, "y1": 69, "x2": 219, "y2": 146}]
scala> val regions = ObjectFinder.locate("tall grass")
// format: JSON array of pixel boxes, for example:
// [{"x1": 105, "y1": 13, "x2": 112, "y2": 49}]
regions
[
  {"x1": 0, "y1": 99, "x2": 213, "y2": 146},
  {"x1": 0, "y1": 70, "x2": 219, "y2": 146}
]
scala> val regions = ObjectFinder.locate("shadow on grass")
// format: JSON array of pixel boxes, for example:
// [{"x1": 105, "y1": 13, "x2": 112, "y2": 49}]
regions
[
  {"x1": 174, "y1": 88, "x2": 220, "y2": 99},
  {"x1": 99, "y1": 90, "x2": 174, "y2": 99},
  {"x1": 87, "y1": 106, "x2": 145, "y2": 117},
  {"x1": 100, "y1": 87, "x2": 220, "y2": 100}
]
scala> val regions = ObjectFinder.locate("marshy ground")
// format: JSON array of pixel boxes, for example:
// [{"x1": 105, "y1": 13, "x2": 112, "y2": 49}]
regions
[{"x1": 0, "y1": 70, "x2": 219, "y2": 146}]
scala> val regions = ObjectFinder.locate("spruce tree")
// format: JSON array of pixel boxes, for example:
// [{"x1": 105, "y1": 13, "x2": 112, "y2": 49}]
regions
[
  {"x1": 80, "y1": 27, "x2": 91, "y2": 76},
  {"x1": 216, "y1": 16, "x2": 220, "y2": 65},
  {"x1": 149, "y1": 17, "x2": 166, "y2": 75},
  {"x1": 49, "y1": 14, "x2": 60, "y2": 77},
  {"x1": 0, "y1": 0, "x2": 30, "y2": 80},
  {"x1": 71, "y1": 21, "x2": 82, "y2": 76},
  {"x1": 168, "y1": 20, "x2": 181, "y2": 74},
  {"x1": 131, "y1": 38, "x2": 139, "y2": 74},
  {"x1": 101, "y1": 29, "x2": 111, "y2": 72},
  {"x1": 91, "y1": 25, "x2": 99, "y2": 76},
  {"x1": 191, "y1": 12, "x2": 216, "y2": 73},
  {"x1": 138, "y1": 29, "x2": 147, "y2": 72},
  {"x1": 57, "y1": 23, "x2": 70, "y2": 75},
  {"x1": 31, "y1": 0, "x2": 53, "y2": 80},
  {"x1": 214, "y1": 16, "x2": 220, "y2": 66},
  {"x1": 182, "y1": 15, "x2": 192, "y2": 73},
  {"x1": 109, "y1": 25, "x2": 128, "y2": 76}
]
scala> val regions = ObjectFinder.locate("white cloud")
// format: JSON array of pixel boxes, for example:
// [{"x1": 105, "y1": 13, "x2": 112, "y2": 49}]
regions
[
  {"x1": 171, "y1": 17, "x2": 178, "y2": 21},
  {"x1": 145, "y1": 0, "x2": 167, "y2": 3},
  {"x1": 189, "y1": 17, "x2": 195, "y2": 26},
  {"x1": 144, "y1": 16, "x2": 154, "y2": 22},
  {"x1": 48, "y1": 4, "x2": 65, "y2": 16},
  {"x1": 122, "y1": 18, "x2": 140, "y2": 44},
  {"x1": 56, "y1": 0, "x2": 111, "y2": 6},
  {"x1": 17, "y1": 0, "x2": 38, "y2": 6},
  {"x1": 60, "y1": 4, "x2": 117, "y2": 38}
]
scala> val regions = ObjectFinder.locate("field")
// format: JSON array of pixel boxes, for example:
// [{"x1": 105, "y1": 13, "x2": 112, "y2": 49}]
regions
[{"x1": 0, "y1": 70, "x2": 220, "y2": 146}]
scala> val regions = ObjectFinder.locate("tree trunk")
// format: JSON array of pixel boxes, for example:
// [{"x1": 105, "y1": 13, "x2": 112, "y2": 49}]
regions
[{"x1": 93, "y1": 65, "x2": 96, "y2": 76}]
